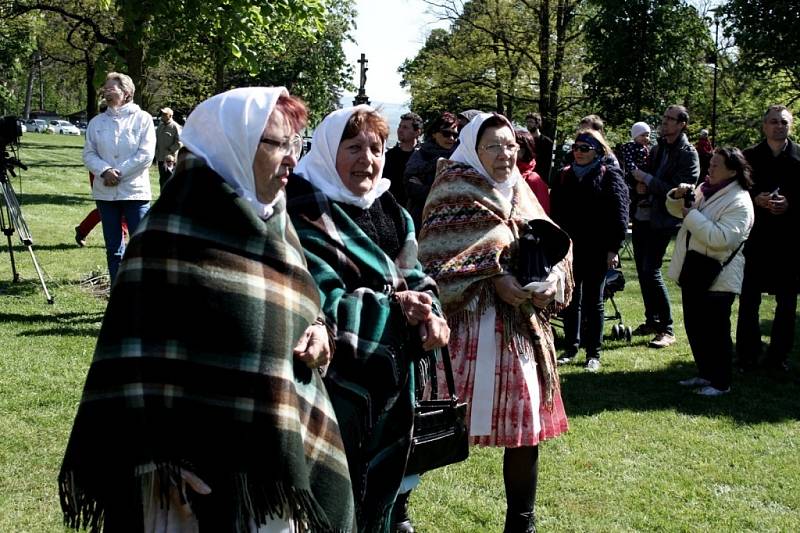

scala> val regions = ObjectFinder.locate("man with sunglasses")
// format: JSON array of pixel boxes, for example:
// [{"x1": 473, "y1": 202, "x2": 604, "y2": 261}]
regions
[{"x1": 631, "y1": 105, "x2": 700, "y2": 348}]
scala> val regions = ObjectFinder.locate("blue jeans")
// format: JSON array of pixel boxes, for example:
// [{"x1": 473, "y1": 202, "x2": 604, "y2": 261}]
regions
[
  {"x1": 96, "y1": 200, "x2": 149, "y2": 284},
  {"x1": 631, "y1": 220, "x2": 674, "y2": 335}
]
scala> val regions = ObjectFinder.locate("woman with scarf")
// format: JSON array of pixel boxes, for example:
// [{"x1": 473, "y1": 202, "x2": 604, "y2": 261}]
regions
[
  {"x1": 60, "y1": 87, "x2": 355, "y2": 532},
  {"x1": 285, "y1": 106, "x2": 450, "y2": 532},
  {"x1": 83, "y1": 72, "x2": 155, "y2": 284},
  {"x1": 667, "y1": 147, "x2": 754, "y2": 396},
  {"x1": 550, "y1": 129, "x2": 629, "y2": 372},
  {"x1": 403, "y1": 111, "x2": 459, "y2": 233},
  {"x1": 418, "y1": 113, "x2": 573, "y2": 533}
]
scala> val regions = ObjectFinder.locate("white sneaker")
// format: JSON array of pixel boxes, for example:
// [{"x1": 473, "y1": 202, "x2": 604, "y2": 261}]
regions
[
  {"x1": 695, "y1": 385, "x2": 730, "y2": 397},
  {"x1": 678, "y1": 377, "x2": 711, "y2": 387},
  {"x1": 585, "y1": 358, "x2": 601, "y2": 372}
]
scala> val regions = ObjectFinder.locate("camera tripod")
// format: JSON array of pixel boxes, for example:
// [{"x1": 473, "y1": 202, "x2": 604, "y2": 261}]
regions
[{"x1": 1, "y1": 151, "x2": 54, "y2": 304}]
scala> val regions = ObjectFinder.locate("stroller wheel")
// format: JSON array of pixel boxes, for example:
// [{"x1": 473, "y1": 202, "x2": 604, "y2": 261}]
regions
[
  {"x1": 611, "y1": 324, "x2": 620, "y2": 339},
  {"x1": 625, "y1": 326, "x2": 633, "y2": 343}
]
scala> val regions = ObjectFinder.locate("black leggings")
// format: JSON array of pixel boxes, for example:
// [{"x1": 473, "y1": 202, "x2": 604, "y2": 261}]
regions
[{"x1": 503, "y1": 445, "x2": 539, "y2": 532}]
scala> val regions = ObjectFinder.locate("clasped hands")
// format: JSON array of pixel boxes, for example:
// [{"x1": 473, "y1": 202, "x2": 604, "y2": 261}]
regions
[
  {"x1": 394, "y1": 290, "x2": 451, "y2": 350},
  {"x1": 754, "y1": 191, "x2": 788, "y2": 215},
  {"x1": 102, "y1": 168, "x2": 121, "y2": 186},
  {"x1": 493, "y1": 273, "x2": 555, "y2": 310}
]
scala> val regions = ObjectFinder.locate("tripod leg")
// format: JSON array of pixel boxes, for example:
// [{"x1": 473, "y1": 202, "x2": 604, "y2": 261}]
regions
[
  {"x1": 4, "y1": 230, "x2": 20, "y2": 282},
  {"x1": 25, "y1": 245, "x2": 54, "y2": 304}
]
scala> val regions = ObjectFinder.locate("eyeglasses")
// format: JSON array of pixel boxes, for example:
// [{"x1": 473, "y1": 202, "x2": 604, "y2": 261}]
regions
[
  {"x1": 260, "y1": 133, "x2": 303, "y2": 158},
  {"x1": 480, "y1": 143, "x2": 520, "y2": 156},
  {"x1": 439, "y1": 130, "x2": 459, "y2": 139},
  {"x1": 571, "y1": 144, "x2": 594, "y2": 153}
]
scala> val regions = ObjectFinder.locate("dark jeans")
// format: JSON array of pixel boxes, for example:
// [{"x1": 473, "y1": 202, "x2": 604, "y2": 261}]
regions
[
  {"x1": 632, "y1": 220, "x2": 674, "y2": 335},
  {"x1": 736, "y1": 260, "x2": 798, "y2": 366},
  {"x1": 682, "y1": 288, "x2": 735, "y2": 390},
  {"x1": 96, "y1": 199, "x2": 149, "y2": 284},
  {"x1": 563, "y1": 252, "x2": 607, "y2": 359}
]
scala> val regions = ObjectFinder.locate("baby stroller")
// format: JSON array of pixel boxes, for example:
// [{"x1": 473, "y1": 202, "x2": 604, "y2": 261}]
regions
[{"x1": 605, "y1": 268, "x2": 632, "y2": 342}]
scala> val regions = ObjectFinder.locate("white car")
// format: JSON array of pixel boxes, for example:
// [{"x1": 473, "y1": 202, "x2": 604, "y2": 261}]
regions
[
  {"x1": 49, "y1": 120, "x2": 81, "y2": 135},
  {"x1": 25, "y1": 119, "x2": 48, "y2": 133}
]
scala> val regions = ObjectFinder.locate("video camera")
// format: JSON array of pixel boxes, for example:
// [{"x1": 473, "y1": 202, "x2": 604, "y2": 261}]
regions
[{"x1": 1, "y1": 115, "x2": 22, "y2": 149}]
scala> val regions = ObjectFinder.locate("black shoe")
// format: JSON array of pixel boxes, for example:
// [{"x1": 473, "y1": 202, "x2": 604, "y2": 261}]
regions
[
  {"x1": 504, "y1": 510, "x2": 536, "y2": 533},
  {"x1": 74, "y1": 226, "x2": 86, "y2": 247},
  {"x1": 393, "y1": 491, "x2": 415, "y2": 533}
]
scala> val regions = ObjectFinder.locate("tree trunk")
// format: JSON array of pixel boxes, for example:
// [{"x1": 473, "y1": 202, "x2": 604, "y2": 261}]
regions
[
  {"x1": 538, "y1": 0, "x2": 552, "y2": 134},
  {"x1": 24, "y1": 53, "x2": 35, "y2": 119},
  {"x1": 85, "y1": 51, "x2": 97, "y2": 119}
]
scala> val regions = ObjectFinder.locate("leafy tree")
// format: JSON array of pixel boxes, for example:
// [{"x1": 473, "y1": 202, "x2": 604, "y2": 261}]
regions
[
  {"x1": 720, "y1": 0, "x2": 800, "y2": 103},
  {"x1": 400, "y1": 0, "x2": 585, "y2": 136},
  {"x1": 0, "y1": 13, "x2": 34, "y2": 114},
  {"x1": 583, "y1": 0, "x2": 713, "y2": 126}
]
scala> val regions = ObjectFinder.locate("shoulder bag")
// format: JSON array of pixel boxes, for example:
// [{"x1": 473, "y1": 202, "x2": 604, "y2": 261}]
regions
[{"x1": 678, "y1": 230, "x2": 744, "y2": 292}]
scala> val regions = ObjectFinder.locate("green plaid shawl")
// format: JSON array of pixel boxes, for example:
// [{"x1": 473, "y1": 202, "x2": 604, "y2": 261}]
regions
[
  {"x1": 59, "y1": 156, "x2": 354, "y2": 533},
  {"x1": 286, "y1": 175, "x2": 439, "y2": 532}
]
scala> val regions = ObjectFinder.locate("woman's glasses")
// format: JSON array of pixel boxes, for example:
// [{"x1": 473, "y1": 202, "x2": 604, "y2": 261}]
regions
[
  {"x1": 571, "y1": 144, "x2": 594, "y2": 153},
  {"x1": 438, "y1": 130, "x2": 459, "y2": 140},
  {"x1": 480, "y1": 143, "x2": 520, "y2": 156},
  {"x1": 260, "y1": 133, "x2": 303, "y2": 158}
]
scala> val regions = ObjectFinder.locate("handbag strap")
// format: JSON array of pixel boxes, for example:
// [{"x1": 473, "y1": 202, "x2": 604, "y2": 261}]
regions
[
  {"x1": 685, "y1": 230, "x2": 745, "y2": 267},
  {"x1": 424, "y1": 345, "x2": 456, "y2": 401}
]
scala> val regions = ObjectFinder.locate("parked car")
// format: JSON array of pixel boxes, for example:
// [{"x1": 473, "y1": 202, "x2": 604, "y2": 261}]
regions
[
  {"x1": 25, "y1": 119, "x2": 48, "y2": 133},
  {"x1": 49, "y1": 120, "x2": 80, "y2": 135}
]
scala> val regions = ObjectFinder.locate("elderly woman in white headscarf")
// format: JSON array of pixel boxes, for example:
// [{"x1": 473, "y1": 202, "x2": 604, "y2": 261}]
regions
[
  {"x1": 59, "y1": 87, "x2": 355, "y2": 533},
  {"x1": 418, "y1": 112, "x2": 574, "y2": 533},
  {"x1": 286, "y1": 105, "x2": 450, "y2": 533}
]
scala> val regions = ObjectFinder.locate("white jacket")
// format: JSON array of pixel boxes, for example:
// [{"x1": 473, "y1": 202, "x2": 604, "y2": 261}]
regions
[
  {"x1": 83, "y1": 102, "x2": 155, "y2": 201},
  {"x1": 666, "y1": 181, "x2": 754, "y2": 294}
]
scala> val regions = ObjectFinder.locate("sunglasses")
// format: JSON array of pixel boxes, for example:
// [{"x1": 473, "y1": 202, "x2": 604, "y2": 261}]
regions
[
  {"x1": 571, "y1": 144, "x2": 594, "y2": 153},
  {"x1": 439, "y1": 130, "x2": 459, "y2": 140}
]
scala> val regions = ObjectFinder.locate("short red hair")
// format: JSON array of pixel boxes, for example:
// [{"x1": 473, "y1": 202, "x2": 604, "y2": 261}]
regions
[{"x1": 274, "y1": 94, "x2": 308, "y2": 134}]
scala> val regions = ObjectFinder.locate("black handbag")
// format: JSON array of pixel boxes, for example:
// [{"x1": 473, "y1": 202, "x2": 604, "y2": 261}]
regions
[
  {"x1": 515, "y1": 219, "x2": 571, "y2": 285},
  {"x1": 678, "y1": 231, "x2": 744, "y2": 292},
  {"x1": 405, "y1": 345, "x2": 469, "y2": 475}
]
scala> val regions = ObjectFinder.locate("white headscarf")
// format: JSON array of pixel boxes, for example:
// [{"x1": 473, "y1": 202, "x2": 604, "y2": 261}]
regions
[
  {"x1": 450, "y1": 112, "x2": 521, "y2": 199},
  {"x1": 181, "y1": 87, "x2": 286, "y2": 219},
  {"x1": 294, "y1": 105, "x2": 391, "y2": 209}
]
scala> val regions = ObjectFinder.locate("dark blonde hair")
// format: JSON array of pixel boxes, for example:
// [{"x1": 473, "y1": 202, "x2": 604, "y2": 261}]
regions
[{"x1": 340, "y1": 109, "x2": 389, "y2": 144}]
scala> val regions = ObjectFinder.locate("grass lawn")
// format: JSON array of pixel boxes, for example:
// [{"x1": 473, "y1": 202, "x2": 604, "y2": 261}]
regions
[{"x1": 1, "y1": 134, "x2": 798, "y2": 532}]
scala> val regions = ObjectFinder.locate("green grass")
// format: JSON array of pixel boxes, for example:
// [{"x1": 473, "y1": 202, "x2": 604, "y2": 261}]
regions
[{"x1": 1, "y1": 134, "x2": 798, "y2": 532}]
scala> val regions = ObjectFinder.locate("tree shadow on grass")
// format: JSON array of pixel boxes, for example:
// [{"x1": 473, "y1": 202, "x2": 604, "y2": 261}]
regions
[
  {"x1": 559, "y1": 360, "x2": 800, "y2": 425},
  {"x1": 1, "y1": 310, "x2": 104, "y2": 338},
  {"x1": 15, "y1": 193, "x2": 91, "y2": 206}
]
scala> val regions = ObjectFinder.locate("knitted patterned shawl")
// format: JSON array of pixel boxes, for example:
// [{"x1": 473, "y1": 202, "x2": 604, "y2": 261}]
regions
[
  {"x1": 59, "y1": 156, "x2": 354, "y2": 533},
  {"x1": 418, "y1": 161, "x2": 574, "y2": 406},
  {"x1": 286, "y1": 174, "x2": 440, "y2": 532}
]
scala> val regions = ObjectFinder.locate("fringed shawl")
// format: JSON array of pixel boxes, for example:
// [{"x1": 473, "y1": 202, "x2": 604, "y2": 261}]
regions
[
  {"x1": 59, "y1": 155, "x2": 354, "y2": 533},
  {"x1": 286, "y1": 174, "x2": 440, "y2": 532},
  {"x1": 419, "y1": 161, "x2": 574, "y2": 406}
]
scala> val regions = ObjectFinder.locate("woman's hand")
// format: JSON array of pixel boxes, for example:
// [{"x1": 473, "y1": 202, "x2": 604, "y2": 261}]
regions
[
  {"x1": 293, "y1": 323, "x2": 331, "y2": 369},
  {"x1": 418, "y1": 315, "x2": 450, "y2": 351},
  {"x1": 395, "y1": 290, "x2": 433, "y2": 325},
  {"x1": 768, "y1": 194, "x2": 788, "y2": 215},
  {"x1": 530, "y1": 285, "x2": 556, "y2": 309},
  {"x1": 102, "y1": 168, "x2": 121, "y2": 186},
  {"x1": 492, "y1": 273, "x2": 529, "y2": 308}
]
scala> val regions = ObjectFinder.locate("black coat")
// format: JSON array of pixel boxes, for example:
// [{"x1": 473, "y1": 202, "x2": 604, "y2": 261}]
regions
[{"x1": 550, "y1": 162, "x2": 629, "y2": 263}]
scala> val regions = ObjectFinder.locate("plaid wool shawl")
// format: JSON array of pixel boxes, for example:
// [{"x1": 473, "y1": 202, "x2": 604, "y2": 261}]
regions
[
  {"x1": 418, "y1": 161, "x2": 574, "y2": 406},
  {"x1": 59, "y1": 156, "x2": 354, "y2": 533},
  {"x1": 286, "y1": 175, "x2": 439, "y2": 532}
]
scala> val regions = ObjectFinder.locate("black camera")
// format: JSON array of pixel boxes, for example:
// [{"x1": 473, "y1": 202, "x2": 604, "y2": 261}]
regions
[
  {"x1": 1, "y1": 116, "x2": 22, "y2": 148},
  {"x1": 684, "y1": 188, "x2": 696, "y2": 208}
]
